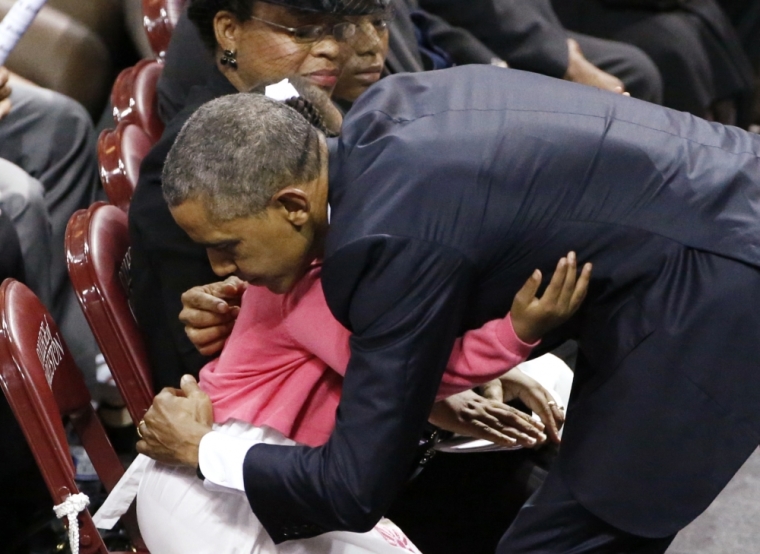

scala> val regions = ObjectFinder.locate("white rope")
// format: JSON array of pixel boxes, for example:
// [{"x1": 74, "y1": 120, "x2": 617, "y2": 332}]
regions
[{"x1": 53, "y1": 492, "x2": 90, "y2": 554}]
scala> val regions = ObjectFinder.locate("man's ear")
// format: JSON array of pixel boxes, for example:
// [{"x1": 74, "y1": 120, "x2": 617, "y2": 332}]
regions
[
  {"x1": 213, "y1": 11, "x2": 241, "y2": 53},
  {"x1": 272, "y1": 188, "x2": 311, "y2": 228}
]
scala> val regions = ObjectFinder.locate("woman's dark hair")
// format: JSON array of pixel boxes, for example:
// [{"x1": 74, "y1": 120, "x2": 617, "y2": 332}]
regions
[
  {"x1": 188, "y1": 0, "x2": 257, "y2": 51},
  {"x1": 188, "y1": 0, "x2": 390, "y2": 51}
]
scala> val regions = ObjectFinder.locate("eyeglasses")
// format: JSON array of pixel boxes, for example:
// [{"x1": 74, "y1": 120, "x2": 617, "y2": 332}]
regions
[{"x1": 249, "y1": 15, "x2": 358, "y2": 43}]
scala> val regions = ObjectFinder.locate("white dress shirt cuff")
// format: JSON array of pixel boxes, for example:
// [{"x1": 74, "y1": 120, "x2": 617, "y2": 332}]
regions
[{"x1": 198, "y1": 430, "x2": 260, "y2": 492}]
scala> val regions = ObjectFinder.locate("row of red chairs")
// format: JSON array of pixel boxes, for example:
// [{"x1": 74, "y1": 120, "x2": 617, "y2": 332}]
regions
[
  {"x1": 98, "y1": 57, "x2": 163, "y2": 210},
  {"x1": 0, "y1": 2, "x2": 189, "y2": 551},
  {"x1": 0, "y1": 201, "x2": 153, "y2": 551},
  {"x1": 99, "y1": 0, "x2": 187, "y2": 210},
  {"x1": 0, "y1": 278, "x2": 148, "y2": 554}
]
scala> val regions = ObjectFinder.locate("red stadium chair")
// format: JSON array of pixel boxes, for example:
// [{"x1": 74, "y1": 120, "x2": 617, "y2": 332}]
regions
[
  {"x1": 142, "y1": 0, "x2": 186, "y2": 59},
  {"x1": 110, "y1": 64, "x2": 137, "y2": 124},
  {"x1": 111, "y1": 59, "x2": 165, "y2": 143},
  {"x1": 97, "y1": 120, "x2": 152, "y2": 211},
  {"x1": 131, "y1": 60, "x2": 165, "y2": 143},
  {"x1": 0, "y1": 279, "x2": 148, "y2": 554},
  {"x1": 66, "y1": 203, "x2": 154, "y2": 424}
]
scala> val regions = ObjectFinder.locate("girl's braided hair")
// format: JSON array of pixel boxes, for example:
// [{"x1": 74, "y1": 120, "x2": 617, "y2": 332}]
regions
[{"x1": 284, "y1": 97, "x2": 340, "y2": 137}]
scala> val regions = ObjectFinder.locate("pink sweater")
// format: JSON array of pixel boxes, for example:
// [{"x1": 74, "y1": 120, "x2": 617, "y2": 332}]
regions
[{"x1": 199, "y1": 264, "x2": 536, "y2": 447}]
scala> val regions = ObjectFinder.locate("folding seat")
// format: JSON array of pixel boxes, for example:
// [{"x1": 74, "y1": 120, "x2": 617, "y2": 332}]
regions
[
  {"x1": 110, "y1": 65, "x2": 137, "y2": 124},
  {"x1": 111, "y1": 60, "x2": 165, "y2": 143},
  {"x1": 143, "y1": 0, "x2": 187, "y2": 59},
  {"x1": 131, "y1": 60, "x2": 165, "y2": 143},
  {"x1": 66, "y1": 203, "x2": 154, "y2": 424},
  {"x1": 0, "y1": 278, "x2": 148, "y2": 554},
  {"x1": 97, "y1": 121, "x2": 153, "y2": 211}
]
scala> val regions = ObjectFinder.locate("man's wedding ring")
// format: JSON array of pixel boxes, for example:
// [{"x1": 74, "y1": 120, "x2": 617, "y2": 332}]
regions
[
  {"x1": 547, "y1": 401, "x2": 557, "y2": 406},
  {"x1": 137, "y1": 419, "x2": 145, "y2": 438}
]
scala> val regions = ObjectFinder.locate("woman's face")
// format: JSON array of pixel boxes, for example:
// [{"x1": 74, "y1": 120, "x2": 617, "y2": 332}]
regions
[
  {"x1": 332, "y1": 14, "x2": 390, "y2": 102},
  {"x1": 215, "y1": 3, "x2": 353, "y2": 93}
]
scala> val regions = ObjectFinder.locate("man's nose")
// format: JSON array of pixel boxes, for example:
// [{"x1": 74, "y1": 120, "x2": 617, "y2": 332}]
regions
[{"x1": 207, "y1": 251, "x2": 237, "y2": 277}]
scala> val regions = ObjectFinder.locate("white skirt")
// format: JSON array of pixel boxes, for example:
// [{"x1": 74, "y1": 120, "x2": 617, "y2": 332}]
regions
[{"x1": 135, "y1": 420, "x2": 421, "y2": 554}]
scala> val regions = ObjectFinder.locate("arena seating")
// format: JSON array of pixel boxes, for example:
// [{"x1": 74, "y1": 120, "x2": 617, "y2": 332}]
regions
[
  {"x1": 142, "y1": 0, "x2": 187, "y2": 59},
  {"x1": 0, "y1": 278, "x2": 148, "y2": 553},
  {"x1": 66, "y1": 203, "x2": 154, "y2": 423},
  {"x1": 97, "y1": 122, "x2": 153, "y2": 211}
]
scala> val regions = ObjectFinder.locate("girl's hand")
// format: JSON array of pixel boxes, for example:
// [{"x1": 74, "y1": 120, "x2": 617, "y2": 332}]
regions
[
  {"x1": 482, "y1": 367, "x2": 565, "y2": 444},
  {"x1": 429, "y1": 389, "x2": 547, "y2": 448},
  {"x1": 511, "y1": 252, "x2": 591, "y2": 344}
]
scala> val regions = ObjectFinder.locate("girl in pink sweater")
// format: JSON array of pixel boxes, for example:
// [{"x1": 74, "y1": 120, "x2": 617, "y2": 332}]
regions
[
  {"x1": 199, "y1": 262, "x2": 551, "y2": 448},
  {"x1": 135, "y1": 255, "x2": 587, "y2": 554}
]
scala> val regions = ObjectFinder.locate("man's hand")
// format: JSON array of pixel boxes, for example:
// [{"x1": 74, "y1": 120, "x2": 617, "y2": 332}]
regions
[
  {"x1": 429, "y1": 389, "x2": 548, "y2": 448},
  {"x1": 564, "y1": 39, "x2": 628, "y2": 95},
  {"x1": 482, "y1": 368, "x2": 565, "y2": 444},
  {"x1": 136, "y1": 375, "x2": 214, "y2": 467},
  {"x1": 180, "y1": 276, "x2": 247, "y2": 356},
  {"x1": 0, "y1": 67, "x2": 13, "y2": 120},
  {"x1": 511, "y1": 251, "x2": 591, "y2": 344}
]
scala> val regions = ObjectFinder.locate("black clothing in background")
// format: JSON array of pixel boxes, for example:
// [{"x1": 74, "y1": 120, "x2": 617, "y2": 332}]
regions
[
  {"x1": 0, "y1": 211, "x2": 51, "y2": 549},
  {"x1": 550, "y1": 0, "x2": 755, "y2": 126},
  {"x1": 0, "y1": 210, "x2": 24, "y2": 283},
  {"x1": 130, "y1": 68, "x2": 238, "y2": 391},
  {"x1": 155, "y1": 11, "x2": 216, "y2": 125},
  {"x1": 388, "y1": 448, "x2": 552, "y2": 554},
  {"x1": 718, "y1": 0, "x2": 760, "y2": 67},
  {"x1": 419, "y1": 0, "x2": 663, "y2": 103},
  {"x1": 391, "y1": 0, "x2": 501, "y2": 70}
]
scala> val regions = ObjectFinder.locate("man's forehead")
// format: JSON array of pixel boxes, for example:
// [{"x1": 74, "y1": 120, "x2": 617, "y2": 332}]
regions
[{"x1": 170, "y1": 199, "x2": 222, "y2": 239}]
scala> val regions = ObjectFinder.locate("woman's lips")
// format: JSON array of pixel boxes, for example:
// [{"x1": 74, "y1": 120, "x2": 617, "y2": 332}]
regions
[
  {"x1": 352, "y1": 70, "x2": 382, "y2": 85},
  {"x1": 352, "y1": 65, "x2": 383, "y2": 85},
  {"x1": 305, "y1": 70, "x2": 340, "y2": 88}
]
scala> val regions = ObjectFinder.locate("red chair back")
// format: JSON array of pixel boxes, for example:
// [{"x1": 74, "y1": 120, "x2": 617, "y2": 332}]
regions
[
  {"x1": 142, "y1": 0, "x2": 187, "y2": 59},
  {"x1": 111, "y1": 60, "x2": 165, "y2": 144},
  {"x1": 132, "y1": 60, "x2": 165, "y2": 143},
  {"x1": 66, "y1": 203, "x2": 154, "y2": 424},
  {"x1": 0, "y1": 279, "x2": 147, "y2": 553},
  {"x1": 110, "y1": 65, "x2": 136, "y2": 124},
  {"x1": 97, "y1": 121, "x2": 152, "y2": 211}
]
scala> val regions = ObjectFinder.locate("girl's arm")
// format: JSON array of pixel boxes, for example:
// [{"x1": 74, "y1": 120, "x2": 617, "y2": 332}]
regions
[
  {"x1": 439, "y1": 252, "x2": 591, "y2": 400},
  {"x1": 438, "y1": 314, "x2": 537, "y2": 400}
]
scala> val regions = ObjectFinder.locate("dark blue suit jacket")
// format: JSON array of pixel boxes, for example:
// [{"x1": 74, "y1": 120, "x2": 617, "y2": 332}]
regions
[{"x1": 242, "y1": 66, "x2": 760, "y2": 541}]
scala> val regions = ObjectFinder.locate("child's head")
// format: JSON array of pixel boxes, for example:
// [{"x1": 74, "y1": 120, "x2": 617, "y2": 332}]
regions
[{"x1": 332, "y1": 12, "x2": 390, "y2": 102}]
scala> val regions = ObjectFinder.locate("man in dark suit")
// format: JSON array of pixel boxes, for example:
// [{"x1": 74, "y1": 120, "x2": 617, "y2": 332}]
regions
[{"x1": 138, "y1": 65, "x2": 760, "y2": 551}]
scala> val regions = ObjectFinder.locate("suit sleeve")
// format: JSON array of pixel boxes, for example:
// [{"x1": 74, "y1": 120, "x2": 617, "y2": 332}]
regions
[{"x1": 241, "y1": 236, "x2": 472, "y2": 542}]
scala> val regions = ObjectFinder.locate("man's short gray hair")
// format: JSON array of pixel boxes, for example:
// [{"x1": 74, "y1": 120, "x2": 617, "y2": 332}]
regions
[{"x1": 163, "y1": 93, "x2": 322, "y2": 221}]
